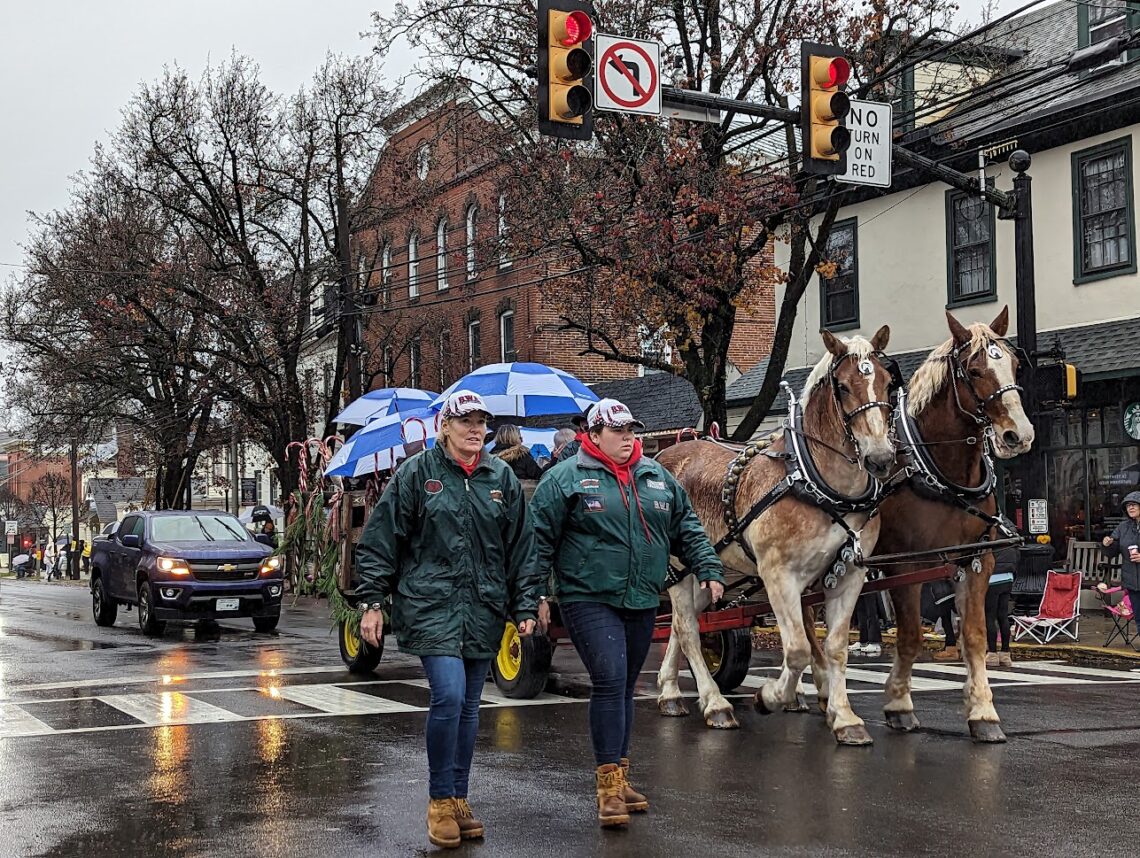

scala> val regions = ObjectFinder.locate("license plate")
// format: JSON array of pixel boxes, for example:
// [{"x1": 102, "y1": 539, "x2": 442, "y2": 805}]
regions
[{"x1": 215, "y1": 598, "x2": 240, "y2": 612}]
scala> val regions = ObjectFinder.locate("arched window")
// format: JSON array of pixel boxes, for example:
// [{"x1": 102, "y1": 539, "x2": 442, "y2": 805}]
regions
[
  {"x1": 497, "y1": 193, "x2": 511, "y2": 268},
  {"x1": 408, "y1": 233, "x2": 419, "y2": 298},
  {"x1": 465, "y1": 204, "x2": 478, "y2": 279},
  {"x1": 436, "y1": 217, "x2": 449, "y2": 291},
  {"x1": 499, "y1": 309, "x2": 516, "y2": 362},
  {"x1": 416, "y1": 144, "x2": 430, "y2": 181}
]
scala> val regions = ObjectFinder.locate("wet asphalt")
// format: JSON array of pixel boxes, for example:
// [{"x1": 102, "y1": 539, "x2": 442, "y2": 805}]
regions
[{"x1": 2, "y1": 579, "x2": 1139, "y2": 857}]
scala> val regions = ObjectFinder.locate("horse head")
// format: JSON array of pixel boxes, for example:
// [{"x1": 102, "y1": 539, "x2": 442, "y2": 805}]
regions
[
  {"x1": 816, "y1": 325, "x2": 897, "y2": 479},
  {"x1": 944, "y1": 306, "x2": 1035, "y2": 458}
]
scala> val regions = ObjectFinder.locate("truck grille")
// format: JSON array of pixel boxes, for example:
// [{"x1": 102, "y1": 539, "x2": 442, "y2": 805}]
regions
[{"x1": 190, "y1": 561, "x2": 262, "y2": 581}]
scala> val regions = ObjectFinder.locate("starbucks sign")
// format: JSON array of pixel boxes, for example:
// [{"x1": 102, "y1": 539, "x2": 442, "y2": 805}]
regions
[{"x1": 1126, "y1": 402, "x2": 1140, "y2": 441}]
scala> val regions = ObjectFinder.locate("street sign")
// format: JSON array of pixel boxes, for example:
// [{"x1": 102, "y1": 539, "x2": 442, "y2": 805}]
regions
[
  {"x1": 836, "y1": 99, "x2": 892, "y2": 188},
  {"x1": 4, "y1": 520, "x2": 15, "y2": 536},
  {"x1": 594, "y1": 34, "x2": 661, "y2": 116},
  {"x1": 1125, "y1": 402, "x2": 1140, "y2": 441},
  {"x1": 1028, "y1": 498, "x2": 1049, "y2": 535}
]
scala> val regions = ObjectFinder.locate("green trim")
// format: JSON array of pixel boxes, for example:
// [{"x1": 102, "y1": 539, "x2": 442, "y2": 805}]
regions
[
  {"x1": 820, "y1": 217, "x2": 860, "y2": 330},
  {"x1": 899, "y1": 66, "x2": 915, "y2": 133},
  {"x1": 1078, "y1": 2, "x2": 1140, "y2": 65},
  {"x1": 1071, "y1": 136, "x2": 1138, "y2": 284},
  {"x1": 944, "y1": 187, "x2": 998, "y2": 308}
]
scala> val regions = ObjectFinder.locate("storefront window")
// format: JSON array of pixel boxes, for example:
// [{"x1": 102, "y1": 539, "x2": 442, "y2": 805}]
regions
[
  {"x1": 1104, "y1": 404, "x2": 1123, "y2": 444},
  {"x1": 1047, "y1": 449, "x2": 1086, "y2": 547},
  {"x1": 1089, "y1": 446, "x2": 1140, "y2": 538}
]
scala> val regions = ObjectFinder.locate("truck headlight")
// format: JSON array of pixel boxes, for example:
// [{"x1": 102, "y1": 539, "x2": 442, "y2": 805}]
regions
[
  {"x1": 157, "y1": 557, "x2": 190, "y2": 575},
  {"x1": 260, "y1": 556, "x2": 281, "y2": 575}
]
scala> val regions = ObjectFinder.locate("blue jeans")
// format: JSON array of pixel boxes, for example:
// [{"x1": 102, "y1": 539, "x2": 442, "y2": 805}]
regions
[
  {"x1": 420, "y1": 656, "x2": 491, "y2": 799},
  {"x1": 559, "y1": 601, "x2": 656, "y2": 766}
]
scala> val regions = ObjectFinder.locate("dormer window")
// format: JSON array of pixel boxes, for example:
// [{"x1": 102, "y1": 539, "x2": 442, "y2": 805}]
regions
[{"x1": 1079, "y1": 1, "x2": 1136, "y2": 67}]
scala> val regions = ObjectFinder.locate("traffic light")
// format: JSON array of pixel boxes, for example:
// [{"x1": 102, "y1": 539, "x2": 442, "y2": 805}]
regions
[
  {"x1": 21, "y1": 536, "x2": 31, "y2": 549},
  {"x1": 801, "y1": 42, "x2": 852, "y2": 176},
  {"x1": 537, "y1": 0, "x2": 595, "y2": 141},
  {"x1": 1036, "y1": 362, "x2": 1080, "y2": 402}
]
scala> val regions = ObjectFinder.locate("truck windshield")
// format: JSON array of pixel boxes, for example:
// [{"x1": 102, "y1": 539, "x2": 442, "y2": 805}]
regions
[{"x1": 150, "y1": 515, "x2": 252, "y2": 543}]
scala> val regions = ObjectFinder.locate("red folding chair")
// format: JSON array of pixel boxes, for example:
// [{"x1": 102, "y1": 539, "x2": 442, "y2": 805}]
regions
[{"x1": 1011, "y1": 571, "x2": 1082, "y2": 644}]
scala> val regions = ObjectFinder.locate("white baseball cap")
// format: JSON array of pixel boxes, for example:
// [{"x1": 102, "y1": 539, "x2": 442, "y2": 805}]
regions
[
  {"x1": 441, "y1": 390, "x2": 492, "y2": 419},
  {"x1": 586, "y1": 398, "x2": 645, "y2": 430}
]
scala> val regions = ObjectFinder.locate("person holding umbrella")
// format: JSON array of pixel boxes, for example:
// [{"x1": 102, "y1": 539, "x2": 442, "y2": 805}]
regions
[
  {"x1": 355, "y1": 390, "x2": 542, "y2": 850},
  {"x1": 531, "y1": 398, "x2": 725, "y2": 828}
]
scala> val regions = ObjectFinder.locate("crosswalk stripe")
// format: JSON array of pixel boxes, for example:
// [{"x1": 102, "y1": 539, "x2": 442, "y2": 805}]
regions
[
  {"x1": 98, "y1": 692, "x2": 239, "y2": 725},
  {"x1": 0, "y1": 702, "x2": 54, "y2": 736},
  {"x1": 1, "y1": 665, "x2": 349, "y2": 699},
  {"x1": 277, "y1": 685, "x2": 421, "y2": 715},
  {"x1": 402, "y1": 678, "x2": 582, "y2": 707},
  {"x1": 1006, "y1": 661, "x2": 1140, "y2": 680},
  {"x1": 912, "y1": 663, "x2": 1094, "y2": 684}
]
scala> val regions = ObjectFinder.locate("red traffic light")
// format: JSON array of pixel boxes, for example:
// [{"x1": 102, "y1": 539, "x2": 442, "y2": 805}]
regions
[
  {"x1": 827, "y1": 57, "x2": 850, "y2": 87},
  {"x1": 561, "y1": 9, "x2": 592, "y2": 45}
]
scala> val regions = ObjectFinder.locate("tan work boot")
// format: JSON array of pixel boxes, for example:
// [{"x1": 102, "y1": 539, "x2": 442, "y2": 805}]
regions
[
  {"x1": 426, "y1": 798, "x2": 461, "y2": 849},
  {"x1": 454, "y1": 798, "x2": 484, "y2": 840},
  {"x1": 984, "y1": 652, "x2": 1000, "y2": 669},
  {"x1": 998, "y1": 652, "x2": 1013, "y2": 668},
  {"x1": 933, "y1": 645, "x2": 959, "y2": 661},
  {"x1": 619, "y1": 758, "x2": 649, "y2": 812},
  {"x1": 595, "y1": 764, "x2": 630, "y2": 828}
]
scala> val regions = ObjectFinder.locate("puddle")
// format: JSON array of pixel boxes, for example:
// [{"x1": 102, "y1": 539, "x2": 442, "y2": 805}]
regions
[{"x1": 1, "y1": 628, "x2": 139, "y2": 651}]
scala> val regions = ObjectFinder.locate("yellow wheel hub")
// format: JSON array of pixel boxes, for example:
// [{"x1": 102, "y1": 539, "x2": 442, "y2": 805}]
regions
[
  {"x1": 342, "y1": 621, "x2": 361, "y2": 659},
  {"x1": 497, "y1": 623, "x2": 522, "y2": 682}
]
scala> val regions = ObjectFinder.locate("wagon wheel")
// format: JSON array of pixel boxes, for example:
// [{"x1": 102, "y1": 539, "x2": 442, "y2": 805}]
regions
[
  {"x1": 491, "y1": 622, "x2": 553, "y2": 699},
  {"x1": 338, "y1": 618, "x2": 384, "y2": 675},
  {"x1": 701, "y1": 628, "x2": 753, "y2": 693}
]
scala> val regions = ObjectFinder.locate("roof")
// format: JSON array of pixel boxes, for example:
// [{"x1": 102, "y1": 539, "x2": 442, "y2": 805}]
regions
[
  {"x1": 90, "y1": 500, "x2": 119, "y2": 523},
  {"x1": 590, "y1": 373, "x2": 703, "y2": 434},
  {"x1": 87, "y1": 477, "x2": 146, "y2": 503},
  {"x1": 726, "y1": 315, "x2": 1140, "y2": 409}
]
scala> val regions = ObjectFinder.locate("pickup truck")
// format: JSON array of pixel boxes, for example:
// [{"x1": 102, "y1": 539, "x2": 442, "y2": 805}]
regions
[{"x1": 90, "y1": 510, "x2": 284, "y2": 635}]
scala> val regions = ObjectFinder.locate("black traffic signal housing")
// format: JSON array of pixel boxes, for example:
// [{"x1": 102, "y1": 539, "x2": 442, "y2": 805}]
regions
[
  {"x1": 1036, "y1": 362, "x2": 1080, "y2": 403},
  {"x1": 801, "y1": 42, "x2": 852, "y2": 176},
  {"x1": 537, "y1": 0, "x2": 595, "y2": 141}
]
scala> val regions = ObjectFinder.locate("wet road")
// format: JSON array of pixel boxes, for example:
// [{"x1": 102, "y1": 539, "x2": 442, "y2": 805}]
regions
[{"x1": 3, "y1": 579, "x2": 1139, "y2": 857}]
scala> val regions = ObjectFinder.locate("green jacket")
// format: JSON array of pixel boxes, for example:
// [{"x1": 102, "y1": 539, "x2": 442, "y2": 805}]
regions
[
  {"x1": 531, "y1": 448, "x2": 724, "y2": 610},
  {"x1": 355, "y1": 444, "x2": 541, "y2": 659}
]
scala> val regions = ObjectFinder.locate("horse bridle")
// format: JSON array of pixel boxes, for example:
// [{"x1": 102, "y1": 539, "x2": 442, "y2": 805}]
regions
[
  {"x1": 826, "y1": 351, "x2": 901, "y2": 457},
  {"x1": 947, "y1": 338, "x2": 1024, "y2": 427}
]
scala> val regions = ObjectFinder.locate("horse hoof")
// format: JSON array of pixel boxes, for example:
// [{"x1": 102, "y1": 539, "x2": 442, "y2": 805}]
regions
[
  {"x1": 657, "y1": 698, "x2": 690, "y2": 718},
  {"x1": 784, "y1": 693, "x2": 810, "y2": 713},
  {"x1": 753, "y1": 693, "x2": 775, "y2": 715},
  {"x1": 969, "y1": 720, "x2": 1007, "y2": 744},
  {"x1": 705, "y1": 709, "x2": 740, "y2": 730},
  {"x1": 817, "y1": 698, "x2": 829, "y2": 715},
  {"x1": 885, "y1": 711, "x2": 920, "y2": 732},
  {"x1": 834, "y1": 724, "x2": 874, "y2": 746}
]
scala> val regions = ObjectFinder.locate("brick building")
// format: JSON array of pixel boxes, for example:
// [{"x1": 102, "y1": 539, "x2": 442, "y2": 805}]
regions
[{"x1": 351, "y1": 86, "x2": 776, "y2": 397}]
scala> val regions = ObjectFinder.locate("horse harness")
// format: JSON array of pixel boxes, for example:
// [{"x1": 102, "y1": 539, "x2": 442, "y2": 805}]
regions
[{"x1": 715, "y1": 351, "x2": 896, "y2": 589}]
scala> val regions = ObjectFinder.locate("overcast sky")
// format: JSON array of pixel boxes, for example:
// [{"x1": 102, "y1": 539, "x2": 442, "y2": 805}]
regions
[{"x1": 0, "y1": 0, "x2": 1020, "y2": 282}]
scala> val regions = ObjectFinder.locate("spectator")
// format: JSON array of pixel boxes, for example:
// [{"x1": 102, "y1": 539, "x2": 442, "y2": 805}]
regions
[
  {"x1": 985, "y1": 545, "x2": 1017, "y2": 668},
  {"x1": 255, "y1": 521, "x2": 279, "y2": 550},
  {"x1": 849, "y1": 591, "x2": 886, "y2": 657},
  {"x1": 489, "y1": 424, "x2": 543, "y2": 480},
  {"x1": 80, "y1": 540, "x2": 90, "y2": 577},
  {"x1": 544, "y1": 428, "x2": 578, "y2": 473},
  {"x1": 552, "y1": 414, "x2": 587, "y2": 465},
  {"x1": 928, "y1": 579, "x2": 959, "y2": 661},
  {"x1": 1102, "y1": 490, "x2": 1140, "y2": 629}
]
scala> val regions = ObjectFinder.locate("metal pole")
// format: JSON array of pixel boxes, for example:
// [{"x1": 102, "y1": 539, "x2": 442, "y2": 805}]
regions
[
  {"x1": 231, "y1": 430, "x2": 241, "y2": 516},
  {"x1": 1009, "y1": 149, "x2": 1044, "y2": 532},
  {"x1": 69, "y1": 437, "x2": 80, "y2": 580}
]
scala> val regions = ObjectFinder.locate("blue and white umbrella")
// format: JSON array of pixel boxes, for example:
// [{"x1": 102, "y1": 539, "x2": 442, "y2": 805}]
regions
[
  {"x1": 433, "y1": 362, "x2": 598, "y2": 417},
  {"x1": 324, "y1": 407, "x2": 439, "y2": 478},
  {"x1": 334, "y1": 387, "x2": 438, "y2": 426}
]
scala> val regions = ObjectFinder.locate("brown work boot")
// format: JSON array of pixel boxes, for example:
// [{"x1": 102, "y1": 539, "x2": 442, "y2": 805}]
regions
[
  {"x1": 933, "y1": 645, "x2": 959, "y2": 661},
  {"x1": 619, "y1": 758, "x2": 649, "y2": 812},
  {"x1": 595, "y1": 764, "x2": 630, "y2": 828},
  {"x1": 454, "y1": 798, "x2": 484, "y2": 840},
  {"x1": 998, "y1": 652, "x2": 1013, "y2": 668},
  {"x1": 426, "y1": 798, "x2": 461, "y2": 849}
]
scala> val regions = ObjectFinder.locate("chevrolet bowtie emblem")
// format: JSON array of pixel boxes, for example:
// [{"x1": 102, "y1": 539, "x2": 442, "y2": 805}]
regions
[{"x1": 219, "y1": 564, "x2": 236, "y2": 572}]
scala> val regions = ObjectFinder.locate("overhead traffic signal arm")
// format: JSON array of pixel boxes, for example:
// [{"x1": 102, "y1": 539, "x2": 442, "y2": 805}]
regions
[
  {"x1": 537, "y1": 0, "x2": 596, "y2": 141},
  {"x1": 800, "y1": 42, "x2": 852, "y2": 176}
]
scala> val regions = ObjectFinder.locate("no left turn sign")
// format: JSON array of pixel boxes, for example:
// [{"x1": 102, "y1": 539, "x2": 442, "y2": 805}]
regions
[{"x1": 594, "y1": 34, "x2": 661, "y2": 116}]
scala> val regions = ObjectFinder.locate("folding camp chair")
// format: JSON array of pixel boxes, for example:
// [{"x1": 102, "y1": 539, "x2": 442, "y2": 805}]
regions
[
  {"x1": 1011, "y1": 571, "x2": 1082, "y2": 644},
  {"x1": 1096, "y1": 586, "x2": 1138, "y2": 650}
]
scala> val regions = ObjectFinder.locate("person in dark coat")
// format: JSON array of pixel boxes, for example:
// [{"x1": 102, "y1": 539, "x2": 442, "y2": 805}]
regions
[
  {"x1": 489, "y1": 424, "x2": 543, "y2": 480},
  {"x1": 356, "y1": 390, "x2": 541, "y2": 850},
  {"x1": 985, "y1": 543, "x2": 1017, "y2": 668},
  {"x1": 551, "y1": 413, "x2": 587, "y2": 465},
  {"x1": 1102, "y1": 490, "x2": 1140, "y2": 618}
]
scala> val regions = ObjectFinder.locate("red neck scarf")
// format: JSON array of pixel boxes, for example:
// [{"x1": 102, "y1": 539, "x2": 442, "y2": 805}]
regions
[
  {"x1": 448, "y1": 448, "x2": 481, "y2": 477},
  {"x1": 580, "y1": 435, "x2": 651, "y2": 542}
]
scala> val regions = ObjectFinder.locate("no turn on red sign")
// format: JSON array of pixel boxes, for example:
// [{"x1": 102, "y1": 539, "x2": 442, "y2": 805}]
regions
[{"x1": 594, "y1": 34, "x2": 661, "y2": 116}]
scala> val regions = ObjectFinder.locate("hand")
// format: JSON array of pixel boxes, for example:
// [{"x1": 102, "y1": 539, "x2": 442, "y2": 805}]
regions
[
  {"x1": 701, "y1": 580, "x2": 725, "y2": 605},
  {"x1": 517, "y1": 619, "x2": 537, "y2": 637},
  {"x1": 1103, "y1": 536, "x2": 1115, "y2": 547},
  {"x1": 360, "y1": 609, "x2": 384, "y2": 647},
  {"x1": 537, "y1": 600, "x2": 551, "y2": 635}
]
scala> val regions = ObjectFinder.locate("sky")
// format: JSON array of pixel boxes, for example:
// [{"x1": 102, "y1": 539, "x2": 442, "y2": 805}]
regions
[{"x1": 0, "y1": 0, "x2": 1023, "y2": 287}]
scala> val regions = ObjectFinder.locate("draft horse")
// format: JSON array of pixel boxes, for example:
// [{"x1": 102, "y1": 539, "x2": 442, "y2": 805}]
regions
[{"x1": 656, "y1": 327, "x2": 897, "y2": 744}]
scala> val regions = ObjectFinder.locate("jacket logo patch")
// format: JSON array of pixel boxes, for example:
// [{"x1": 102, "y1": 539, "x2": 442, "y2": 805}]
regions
[
  {"x1": 579, "y1": 479, "x2": 600, "y2": 490},
  {"x1": 582, "y1": 495, "x2": 606, "y2": 513},
  {"x1": 646, "y1": 479, "x2": 666, "y2": 490},
  {"x1": 489, "y1": 489, "x2": 504, "y2": 504},
  {"x1": 425, "y1": 479, "x2": 444, "y2": 495},
  {"x1": 653, "y1": 500, "x2": 670, "y2": 512}
]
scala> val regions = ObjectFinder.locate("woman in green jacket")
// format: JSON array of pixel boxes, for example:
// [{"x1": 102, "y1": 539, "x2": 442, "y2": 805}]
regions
[
  {"x1": 356, "y1": 390, "x2": 541, "y2": 849},
  {"x1": 530, "y1": 398, "x2": 725, "y2": 828}
]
